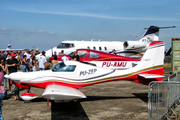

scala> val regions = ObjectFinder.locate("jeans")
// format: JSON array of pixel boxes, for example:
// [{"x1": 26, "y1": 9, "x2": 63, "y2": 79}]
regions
[
  {"x1": 3, "y1": 78, "x2": 7, "y2": 98},
  {"x1": 32, "y1": 66, "x2": 36, "y2": 72},
  {"x1": 21, "y1": 65, "x2": 28, "y2": 72},
  {"x1": 0, "y1": 93, "x2": 3, "y2": 120}
]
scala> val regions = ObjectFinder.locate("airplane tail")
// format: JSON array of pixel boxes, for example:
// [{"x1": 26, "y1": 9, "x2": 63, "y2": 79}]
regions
[
  {"x1": 133, "y1": 41, "x2": 165, "y2": 84},
  {"x1": 123, "y1": 26, "x2": 175, "y2": 54},
  {"x1": 6, "y1": 44, "x2": 11, "y2": 50},
  {"x1": 139, "y1": 26, "x2": 176, "y2": 47}
]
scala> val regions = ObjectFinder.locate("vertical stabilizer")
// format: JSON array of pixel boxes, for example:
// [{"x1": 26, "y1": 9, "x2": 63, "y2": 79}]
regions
[
  {"x1": 139, "y1": 26, "x2": 176, "y2": 47},
  {"x1": 139, "y1": 26, "x2": 160, "y2": 47},
  {"x1": 136, "y1": 41, "x2": 165, "y2": 69},
  {"x1": 6, "y1": 44, "x2": 11, "y2": 50},
  {"x1": 133, "y1": 41, "x2": 165, "y2": 84}
]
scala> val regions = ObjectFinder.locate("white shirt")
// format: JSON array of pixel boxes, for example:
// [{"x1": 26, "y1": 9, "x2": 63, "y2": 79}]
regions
[
  {"x1": 38, "y1": 55, "x2": 47, "y2": 69},
  {"x1": 61, "y1": 56, "x2": 69, "y2": 61},
  {"x1": 24, "y1": 52, "x2": 31, "y2": 59}
]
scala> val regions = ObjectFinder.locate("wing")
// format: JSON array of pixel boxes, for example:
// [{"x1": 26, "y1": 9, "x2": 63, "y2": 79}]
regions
[
  {"x1": 42, "y1": 85, "x2": 86, "y2": 100},
  {"x1": 138, "y1": 74, "x2": 165, "y2": 78}
]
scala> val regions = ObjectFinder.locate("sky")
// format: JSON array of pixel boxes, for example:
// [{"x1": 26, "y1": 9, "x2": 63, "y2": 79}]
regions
[{"x1": 0, "y1": 0, "x2": 180, "y2": 51}]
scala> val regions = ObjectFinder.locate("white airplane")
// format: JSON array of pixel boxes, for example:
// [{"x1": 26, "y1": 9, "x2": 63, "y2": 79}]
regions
[
  {"x1": 5, "y1": 41, "x2": 165, "y2": 101},
  {"x1": 39, "y1": 26, "x2": 175, "y2": 59},
  {"x1": 0, "y1": 44, "x2": 25, "y2": 52}
]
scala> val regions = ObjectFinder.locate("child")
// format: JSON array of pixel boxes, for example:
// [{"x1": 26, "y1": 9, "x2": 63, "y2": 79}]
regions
[
  {"x1": 0, "y1": 70, "x2": 4, "y2": 119},
  {"x1": 14, "y1": 85, "x2": 19, "y2": 101}
]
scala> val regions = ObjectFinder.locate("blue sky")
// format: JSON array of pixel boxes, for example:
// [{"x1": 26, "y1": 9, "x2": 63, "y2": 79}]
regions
[{"x1": 0, "y1": 0, "x2": 179, "y2": 51}]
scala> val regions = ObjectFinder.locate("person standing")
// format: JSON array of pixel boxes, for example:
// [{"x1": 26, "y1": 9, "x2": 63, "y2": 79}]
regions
[
  {"x1": 7, "y1": 52, "x2": 19, "y2": 92},
  {"x1": 24, "y1": 49, "x2": 31, "y2": 59},
  {"x1": 0, "y1": 68, "x2": 4, "y2": 119},
  {"x1": 59, "y1": 50, "x2": 64, "y2": 55},
  {"x1": 21, "y1": 55, "x2": 28, "y2": 72},
  {"x1": 2, "y1": 51, "x2": 7, "y2": 59},
  {"x1": 51, "y1": 56, "x2": 58, "y2": 67},
  {"x1": 38, "y1": 51, "x2": 47, "y2": 71},
  {"x1": 61, "y1": 54, "x2": 69, "y2": 61},
  {"x1": 14, "y1": 85, "x2": 19, "y2": 101},
  {"x1": 0, "y1": 58, "x2": 7, "y2": 98},
  {"x1": 52, "y1": 51, "x2": 57, "y2": 58},
  {"x1": 72, "y1": 51, "x2": 79, "y2": 61},
  {"x1": 32, "y1": 56, "x2": 37, "y2": 72}
]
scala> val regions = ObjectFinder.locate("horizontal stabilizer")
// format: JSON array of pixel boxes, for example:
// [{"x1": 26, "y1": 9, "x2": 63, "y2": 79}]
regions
[
  {"x1": 138, "y1": 74, "x2": 165, "y2": 79},
  {"x1": 42, "y1": 84, "x2": 86, "y2": 100}
]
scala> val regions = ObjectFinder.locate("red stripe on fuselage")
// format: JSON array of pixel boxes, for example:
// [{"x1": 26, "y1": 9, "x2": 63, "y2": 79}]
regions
[{"x1": 20, "y1": 68, "x2": 163, "y2": 89}]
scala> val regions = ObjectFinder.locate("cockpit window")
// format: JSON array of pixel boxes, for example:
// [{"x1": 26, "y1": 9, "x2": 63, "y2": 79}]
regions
[
  {"x1": 77, "y1": 51, "x2": 87, "y2": 58},
  {"x1": 89, "y1": 52, "x2": 100, "y2": 58},
  {"x1": 52, "y1": 62, "x2": 76, "y2": 72},
  {"x1": 57, "y1": 43, "x2": 75, "y2": 48}
]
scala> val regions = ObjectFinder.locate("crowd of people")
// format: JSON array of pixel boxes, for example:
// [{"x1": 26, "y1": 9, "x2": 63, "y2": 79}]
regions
[
  {"x1": 0, "y1": 49, "x2": 39, "y2": 100},
  {"x1": 0, "y1": 48, "x2": 82, "y2": 119}
]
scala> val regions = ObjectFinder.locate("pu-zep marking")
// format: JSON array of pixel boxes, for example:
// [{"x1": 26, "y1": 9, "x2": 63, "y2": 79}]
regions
[{"x1": 79, "y1": 69, "x2": 97, "y2": 76}]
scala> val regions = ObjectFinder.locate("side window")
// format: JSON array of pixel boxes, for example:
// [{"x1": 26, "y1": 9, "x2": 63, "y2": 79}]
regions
[
  {"x1": 71, "y1": 44, "x2": 75, "y2": 47},
  {"x1": 104, "y1": 47, "x2": 107, "y2": 51},
  {"x1": 57, "y1": 43, "x2": 74, "y2": 48},
  {"x1": 89, "y1": 52, "x2": 100, "y2": 58},
  {"x1": 87, "y1": 46, "x2": 90, "y2": 49},
  {"x1": 77, "y1": 51, "x2": 87, "y2": 58},
  {"x1": 99, "y1": 47, "x2": 102, "y2": 51},
  {"x1": 93, "y1": 47, "x2": 96, "y2": 50}
]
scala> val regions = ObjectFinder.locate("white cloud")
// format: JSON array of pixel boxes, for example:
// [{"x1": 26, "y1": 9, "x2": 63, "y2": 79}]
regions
[
  {"x1": 10, "y1": 8, "x2": 180, "y2": 21},
  {"x1": 26, "y1": 29, "x2": 45, "y2": 33},
  {"x1": 26, "y1": 29, "x2": 57, "y2": 35},
  {"x1": 0, "y1": 28, "x2": 11, "y2": 34},
  {"x1": 47, "y1": 32, "x2": 57, "y2": 34}
]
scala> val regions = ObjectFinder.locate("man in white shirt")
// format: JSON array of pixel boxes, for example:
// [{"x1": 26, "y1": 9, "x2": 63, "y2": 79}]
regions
[
  {"x1": 38, "y1": 51, "x2": 47, "y2": 70},
  {"x1": 24, "y1": 49, "x2": 31, "y2": 59},
  {"x1": 61, "y1": 54, "x2": 69, "y2": 61}
]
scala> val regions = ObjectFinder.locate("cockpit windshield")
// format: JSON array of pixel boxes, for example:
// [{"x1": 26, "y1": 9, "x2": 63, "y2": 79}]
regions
[
  {"x1": 52, "y1": 62, "x2": 76, "y2": 72},
  {"x1": 57, "y1": 43, "x2": 75, "y2": 48}
]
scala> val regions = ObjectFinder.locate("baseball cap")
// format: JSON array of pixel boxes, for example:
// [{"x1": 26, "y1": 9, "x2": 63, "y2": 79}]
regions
[{"x1": 11, "y1": 53, "x2": 16, "y2": 57}]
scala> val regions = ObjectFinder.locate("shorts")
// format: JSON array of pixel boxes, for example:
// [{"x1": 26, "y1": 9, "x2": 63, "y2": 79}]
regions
[{"x1": 14, "y1": 90, "x2": 19, "y2": 95}]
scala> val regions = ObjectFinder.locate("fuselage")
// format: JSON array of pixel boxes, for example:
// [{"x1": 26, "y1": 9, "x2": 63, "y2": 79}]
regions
[
  {"x1": 42, "y1": 40, "x2": 125, "y2": 59},
  {"x1": 6, "y1": 60, "x2": 163, "y2": 89},
  {"x1": 49, "y1": 48, "x2": 141, "y2": 69}
]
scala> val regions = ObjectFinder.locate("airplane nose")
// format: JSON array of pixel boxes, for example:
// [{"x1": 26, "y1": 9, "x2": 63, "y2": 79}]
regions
[
  {"x1": 4, "y1": 74, "x2": 10, "y2": 79},
  {"x1": 5, "y1": 72, "x2": 25, "y2": 82}
]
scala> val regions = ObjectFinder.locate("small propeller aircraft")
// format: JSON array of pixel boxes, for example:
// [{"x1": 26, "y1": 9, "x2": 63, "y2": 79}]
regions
[
  {"x1": 0, "y1": 44, "x2": 25, "y2": 52},
  {"x1": 5, "y1": 41, "x2": 165, "y2": 101},
  {"x1": 49, "y1": 48, "x2": 141, "y2": 69},
  {"x1": 37, "y1": 25, "x2": 175, "y2": 59}
]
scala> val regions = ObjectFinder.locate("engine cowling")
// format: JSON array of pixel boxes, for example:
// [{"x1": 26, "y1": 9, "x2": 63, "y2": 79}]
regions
[{"x1": 123, "y1": 41, "x2": 146, "y2": 51}]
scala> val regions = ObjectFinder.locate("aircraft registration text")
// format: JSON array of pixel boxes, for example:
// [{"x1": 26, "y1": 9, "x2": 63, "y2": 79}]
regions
[
  {"x1": 102, "y1": 62, "x2": 127, "y2": 67},
  {"x1": 80, "y1": 69, "x2": 97, "y2": 76}
]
